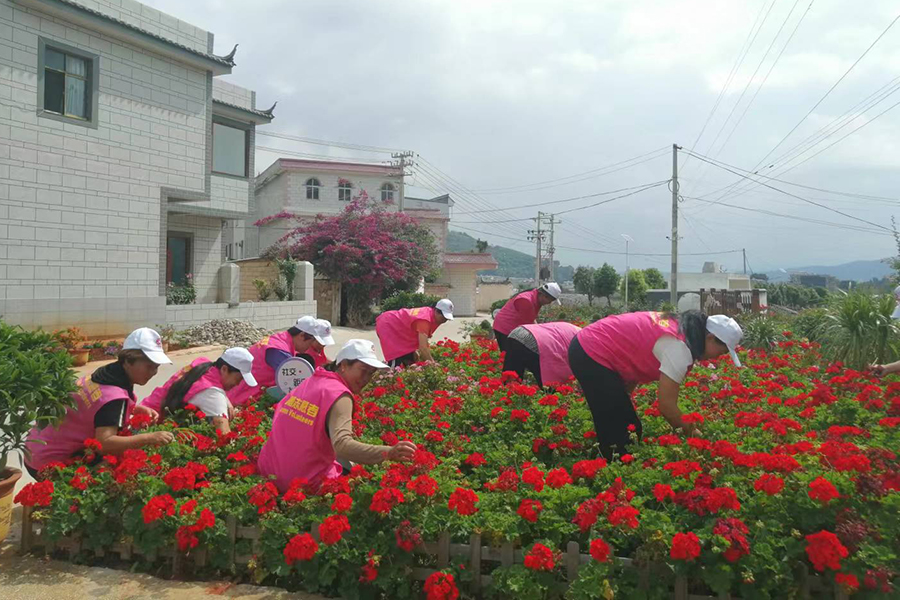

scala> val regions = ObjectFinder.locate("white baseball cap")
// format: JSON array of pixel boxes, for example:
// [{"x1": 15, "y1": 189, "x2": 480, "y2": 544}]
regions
[
  {"x1": 123, "y1": 328, "x2": 172, "y2": 365},
  {"x1": 541, "y1": 282, "x2": 562, "y2": 304},
  {"x1": 436, "y1": 298, "x2": 454, "y2": 320},
  {"x1": 335, "y1": 339, "x2": 388, "y2": 369},
  {"x1": 295, "y1": 315, "x2": 335, "y2": 346},
  {"x1": 221, "y1": 347, "x2": 258, "y2": 387},
  {"x1": 706, "y1": 314, "x2": 744, "y2": 367}
]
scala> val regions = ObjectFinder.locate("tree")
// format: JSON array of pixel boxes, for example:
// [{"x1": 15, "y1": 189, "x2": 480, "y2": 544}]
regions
[
  {"x1": 593, "y1": 263, "x2": 620, "y2": 306},
  {"x1": 643, "y1": 268, "x2": 667, "y2": 290},
  {"x1": 475, "y1": 239, "x2": 489, "y2": 253},
  {"x1": 573, "y1": 266, "x2": 596, "y2": 305},
  {"x1": 620, "y1": 269, "x2": 648, "y2": 304},
  {"x1": 261, "y1": 191, "x2": 440, "y2": 326},
  {"x1": 751, "y1": 273, "x2": 769, "y2": 282},
  {"x1": 887, "y1": 216, "x2": 900, "y2": 285}
]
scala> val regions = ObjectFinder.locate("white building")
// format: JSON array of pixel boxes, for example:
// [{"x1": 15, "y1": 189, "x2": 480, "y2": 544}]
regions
[{"x1": 0, "y1": 0, "x2": 314, "y2": 334}]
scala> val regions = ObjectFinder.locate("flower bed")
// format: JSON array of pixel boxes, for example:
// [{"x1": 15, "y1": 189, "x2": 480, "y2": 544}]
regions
[{"x1": 16, "y1": 336, "x2": 900, "y2": 599}]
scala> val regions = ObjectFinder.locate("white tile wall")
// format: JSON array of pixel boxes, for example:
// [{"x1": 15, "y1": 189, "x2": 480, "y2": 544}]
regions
[
  {"x1": 212, "y1": 79, "x2": 252, "y2": 109},
  {"x1": 166, "y1": 300, "x2": 316, "y2": 331},
  {"x1": 166, "y1": 213, "x2": 223, "y2": 304}
]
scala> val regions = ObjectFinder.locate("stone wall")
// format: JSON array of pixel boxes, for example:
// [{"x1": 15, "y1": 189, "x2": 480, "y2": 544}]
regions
[
  {"x1": 233, "y1": 257, "x2": 277, "y2": 301},
  {"x1": 314, "y1": 277, "x2": 340, "y2": 324}
]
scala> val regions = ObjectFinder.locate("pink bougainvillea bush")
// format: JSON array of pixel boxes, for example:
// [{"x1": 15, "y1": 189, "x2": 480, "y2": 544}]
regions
[{"x1": 18, "y1": 335, "x2": 899, "y2": 599}]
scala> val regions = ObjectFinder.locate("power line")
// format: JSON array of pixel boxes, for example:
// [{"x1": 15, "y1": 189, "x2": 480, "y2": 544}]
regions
[
  {"x1": 256, "y1": 145, "x2": 390, "y2": 164},
  {"x1": 256, "y1": 130, "x2": 404, "y2": 154},
  {"x1": 554, "y1": 244, "x2": 743, "y2": 257}
]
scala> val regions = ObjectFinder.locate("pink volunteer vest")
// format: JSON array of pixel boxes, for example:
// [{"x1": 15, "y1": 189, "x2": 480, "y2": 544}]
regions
[
  {"x1": 229, "y1": 330, "x2": 296, "y2": 405},
  {"x1": 140, "y1": 357, "x2": 210, "y2": 415},
  {"x1": 522, "y1": 322, "x2": 581, "y2": 385},
  {"x1": 577, "y1": 312, "x2": 688, "y2": 385},
  {"x1": 375, "y1": 306, "x2": 439, "y2": 362},
  {"x1": 493, "y1": 289, "x2": 540, "y2": 335},
  {"x1": 257, "y1": 369, "x2": 350, "y2": 492},
  {"x1": 25, "y1": 377, "x2": 133, "y2": 470}
]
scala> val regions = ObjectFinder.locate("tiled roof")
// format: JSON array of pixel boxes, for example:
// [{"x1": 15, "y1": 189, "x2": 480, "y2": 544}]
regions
[
  {"x1": 37, "y1": 0, "x2": 235, "y2": 68},
  {"x1": 443, "y1": 253, "x2": 499, "y2": 268},
  {"x1": 213, "y1": 99, "x2": 275, "y2": 120}
]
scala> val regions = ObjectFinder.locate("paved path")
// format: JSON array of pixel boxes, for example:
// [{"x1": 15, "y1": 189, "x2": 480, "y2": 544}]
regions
[{"x1": 3, "y1": 314, "x2": 489, "y2": 599}]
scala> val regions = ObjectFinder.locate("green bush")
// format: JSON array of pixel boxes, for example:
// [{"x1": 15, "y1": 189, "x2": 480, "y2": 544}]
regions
[
  {"x1": 537, "y1": 304, "x2": 621, "y2": 325},
  {"x1": 819, "y1": 292, "x2": 900, "y2": 369},
  {"x1": 740, "y1": 315, "x2": 784, "y2": 350},
  {"x1": 380, "y1": 291, "x2": 441, "y2": 314},
  {"x1": 0, "y1": 320, "x2": 79, "y2": 468},
  {"x1": 791, "y1": 308, "x2": 830, "y2": 343},
  {"x1": 165, "y1": 274, "x2": 196, "y2": 305}
]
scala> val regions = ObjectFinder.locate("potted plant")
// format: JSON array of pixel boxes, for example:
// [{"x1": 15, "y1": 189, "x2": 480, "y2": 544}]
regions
[
  {"x1": 55, "y1": 327, "x2": 89, "y2": 366},
  {"x1": 0, "y1": 319, "x2": 78, "y2": 542},
  {"x1": 154, "y1": 324, "x2": 177, "y2": 352},
  {"x1": 462, "y1": 319, "x2": 495, "y2": 341}
]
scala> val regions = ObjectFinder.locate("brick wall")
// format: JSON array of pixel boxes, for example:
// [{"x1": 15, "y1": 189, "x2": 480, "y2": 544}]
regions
[
  {"x1": 233, "y1": 257, "x2": 277, "y2": 301},
  {"x1": 314, "y1": 277, "x2": 340, "y2": 324},
  {"x1": 212, "y1": 79, "x2": 252, "y2": 109},
  {"x1": 166, "y1": 299, "x2": 316, "y2": 331},
  {"x1": 78, "y1": 0, "x2": 210, "y2": 53}
]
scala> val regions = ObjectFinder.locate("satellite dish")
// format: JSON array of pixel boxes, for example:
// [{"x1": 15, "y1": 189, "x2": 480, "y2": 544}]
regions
[{"x1": 275, "y1": 356, "x2": 315, "y2": 394}]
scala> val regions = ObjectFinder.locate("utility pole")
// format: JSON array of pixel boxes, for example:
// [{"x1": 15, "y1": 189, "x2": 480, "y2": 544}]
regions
[
  {"x1": 391, "y1": 151, "x2": 414, "y2": 211},
  {"x1": 743, "y1": 248, "x2": 747, "y2": 275},
  {"x1": 622, "y1": 234, "x2": 633, "y2": 310},
  {"x1": 528, "y1": 212, "x2": 545, "y2": 286},
  {"x1": 546, "y1": 214, "x2": 560, "y2": 281},
  {"x1": 670, "y1": 144, "x2": 680, "y2": 306}
]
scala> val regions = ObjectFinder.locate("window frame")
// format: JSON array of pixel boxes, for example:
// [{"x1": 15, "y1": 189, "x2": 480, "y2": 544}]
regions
[
  {"x1": 380, "y1": 182, "x2": 395, "y2": 202},
  {"x1": 166, "y1": 232, "x2": 194, "y2": 286},
  {"x1": 37, "y1": 37, "x2": 100, "y2": 129},
  {"x1": 338, "y1": 180, "x2": 353, "y2": 202},
  {"x1": 211, "y1": 116, "x2": 251, "y2": 179},
  {"x1": 306, "y1": 177, "x2": 321, "y2": 200}
]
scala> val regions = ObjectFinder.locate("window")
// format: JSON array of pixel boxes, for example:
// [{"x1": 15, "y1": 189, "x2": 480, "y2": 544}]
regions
[
  {"x1": 38, "y1": 38, "x2": 99, "y2": 127},
  {"x1": 212, "y1": 120, "x2": 249, "y2": 177},
  {"x1": 338, "y1": 179, "x2": 353, "y2": 202},
  {"x1": 381, "y1": 182, "x2": 395, "y2": 202},
  {"x1": 306, "y1": 178, "x2": 321, "y2": 200},
  {"x1": 166, "y1": 233, "x2": 192, "y2": 285}
]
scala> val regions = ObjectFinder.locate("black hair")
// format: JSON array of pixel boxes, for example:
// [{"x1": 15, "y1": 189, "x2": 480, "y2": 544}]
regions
[
  {"x1": 288, "y1": 327, "x2": 314, "y2": 340},
  {"x1": 667, "y1": 310, "x2": 709, "y2": 361},
  {"x1": 323, "y1": 359, "x2": 358, "y2": 373},
  {"x1": 162, "y1": 358, "x2": 239, "y2": 416}
]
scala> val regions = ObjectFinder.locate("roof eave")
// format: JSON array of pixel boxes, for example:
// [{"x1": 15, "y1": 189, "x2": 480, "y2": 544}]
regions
[
  {"x1": 212, "y1": 100, "x2": 273, "y2": 124},
  {"x1": 15, "y1": 0, "x2": 234, "y2": 75}
]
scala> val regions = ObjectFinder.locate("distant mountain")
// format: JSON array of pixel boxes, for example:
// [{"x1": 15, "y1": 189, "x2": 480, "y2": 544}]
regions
[
  {"x1": 447, "y1": 231, "x2": 575, "y2": 280},
  {"x1": 763, "y1": 259, "x2": 892, "y2": 282}
]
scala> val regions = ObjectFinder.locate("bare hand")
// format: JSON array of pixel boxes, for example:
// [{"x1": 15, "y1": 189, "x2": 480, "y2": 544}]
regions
[
  {"x1": 148, "y1": 431, "x2": 175, "y2": 446},
  {"x1": 133, "y1": 404, "x2": 160, "y2": 423},
  {"x1": 870, "y1": 364, "x2": 886, "y2": 377},
  {"x1": 226, "y1": 400, "x2": 236, "y2": 421},
  {"x1": 681, "y1": 424, "x2": 703, "y2": 438},
  {"x1": 387, "y1": 440, "x2": 417, "y2": 462}
]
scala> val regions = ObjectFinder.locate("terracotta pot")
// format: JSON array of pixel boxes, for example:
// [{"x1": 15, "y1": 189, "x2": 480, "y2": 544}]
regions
[
  {"x1": 0, "y1": 467, "x2": 23, "y2": 543},
  {"x1": 162, "y1": 341, "x2": 170, "y2": 352},
  {"x1": 70, "y1": 349, "x2": 90, "y2": 367}
]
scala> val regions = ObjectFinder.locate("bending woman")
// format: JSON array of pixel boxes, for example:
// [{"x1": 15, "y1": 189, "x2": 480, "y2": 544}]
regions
[
  {"x1": 375, "y1": 299, "x2": 454, "y2": 368},
  {"x1": 258, "y1": 339, "x2": 417, "y2": 492},
  {"x1": 24, "y1": 328, "x2": 174, "y2": 477},
  {"x1": 503, "y1": 321, "x2": 581, "y2": 387},
  {"x1": 139, "y1": 347, "x2": 257, "y2": 434},
  {"x1": 568, "y1": 311, "x2": 743, "y2": 460},
  {"x1": 492, "y1": 282, "x2": 561, "y2": 352}
]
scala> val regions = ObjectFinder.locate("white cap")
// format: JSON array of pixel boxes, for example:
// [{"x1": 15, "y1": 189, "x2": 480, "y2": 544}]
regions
[
  {"x1": 123, "y1": 328, "x2": 172, "y2": 365},
  {"x1": 436, "y1": 298, "x2": 454, "y2": 320},
  {"x1": 541, "y1": 282, "x2": 562, "y2": 304},
  {"x1": 706, "y1": 314, "x2": 743, "y2": 367},
  {"x1": 295, "y1": 315, "x2": 335, "y2": 346},
  {"x1": 221, "y1": 347, "x2": 258, "y2": 387},
  {"x1": 335, "y1": 339, "x2": 388, "y2": 369}
]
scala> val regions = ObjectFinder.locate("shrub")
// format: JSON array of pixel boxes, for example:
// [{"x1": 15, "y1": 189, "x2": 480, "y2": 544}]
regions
[
  {"x1": 820, "y1": 292, "x2": 900, "y2": 369},
  {"x1": 275, "y1": 258, "x2": 299, "y2": 301},
  {"x1": 380, "y1": 291, "x2": 440, "y2": 314},
  {"x1": 253, "y1": 279, "x2": 272, "y2": 302},
  {"x1": 0, "y1": 320, "x2": 78, "y2": 468},
  {"x1": 740, "y1": 315, "x2": 784, "y2": 350},
  {"x1": 166, "y1": 274, "x2": 196, "y2": 305}
]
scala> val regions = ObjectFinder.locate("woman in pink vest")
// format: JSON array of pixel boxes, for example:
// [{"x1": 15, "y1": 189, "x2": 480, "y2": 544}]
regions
[
  {"x1": 24, "y1": 328, "x2": 175, "y2": 478},
  {"x1": 503, "y1": 322, "x2": 581, "y2": 387},
  {"x1": 569, "y1": 311, "x2": 743, "y2": 460},
  {"x1": 492, "y1": 282, "x2": 562, "y2": 352},
  {"x1": 229, "y1": 315, "x2": 335, "y2": 405},
  {"x1": 375, "y1": 299, "x2": 454, "y2": 368},
  {"x1": 258, "y1": 339, "x2": 417, "y2": 493},
  {"x1": 139, "y1": 348, "x2": 257, "y2": 434}
]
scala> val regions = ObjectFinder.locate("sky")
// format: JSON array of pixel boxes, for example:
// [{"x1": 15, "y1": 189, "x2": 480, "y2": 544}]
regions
[{"x1": 145, "y1": 0, "x2": 900, "y2": 275}]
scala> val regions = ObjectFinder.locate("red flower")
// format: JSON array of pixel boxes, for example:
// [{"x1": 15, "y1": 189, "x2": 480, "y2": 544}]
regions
[
  {"x1": 808, "y1": 477, "x2": 840, "y2": 505},
  {"x1": 283, "y1": 479, "x2": 308, "y2": 505},
  {"x1": 162, "y1": 462, "x2": 209, "y2": 492},
  {"x1": 424, "y1": 572, "x2": 459, "y2": 600},
  {"x1": 654, "y1": 483, "x2": 676, "y2": 502},
  {"x1": 464, "y1": 453, "x2": 487, "y2": 467},
  {"x1": 284, "y1": 533, "x2": 318, "y2": 564},
  {"x1": 14, "y1": 481, "x2": 54, "y2": 507},
  {"x1": 608, "y1": 505, "x2": 640, "y2": 529},
  {"x1": 425, "y1": 430, "x2": 444, "y2": 443},
  {"x1": 448, "y1": 487, "x2": 479, "y2": 516},
  {"x1": 805, "y1": 530, "x2": 849, "y2": 572},
  {"x1": 179, "y1": 499, "x2": 198, "y2": 516},
  {"x1": 318, "y1": 514, "x2": 351, "y2": 545},
  {"x1": 248, "y1": 482, "x2": 279, "y2": 515},
  {"x1": 370, "y1": 488, "x2": 405, "y2": 514},
  {"x1": 754, "y1": 473, "x2": 785, "y2": 496},
  {"x1": 69, "y1": 466, "x2": 95, "y2": 491},
  {"x1": 523, "y1": 543, "x2": 556, "y2": 571},
  {"x1": 227, "y1": 451, "x2": 248, "y2": 462},
  {"x1": 359, "y1": 554, "x2": 378, "y2": 583},
  {"x1": 664, "y1": 460, "x2": 702, "y2": 479},
  {"x1": 670, "y1": 532, "x2": 701, "y2": 561},
  {"x1": 522, "y1": 467, "x2": 545, "y2": 492},
  {"x1": 713, "y1": 518, "x2": 750, "y2": 563},
  {"x1": 573, "y1": 498, "x2": 604, "y2": 533},
  {"x1": 572, "y1": 459, "x2": 607, "y2": 480},
  {"x1": 835, "y1": 573, "x2": 859, "y2": 592},
  {"x1": 490, "y1": 407, "x2": 504, "y2": 418},
  {"x1": 517, "y1": 499, "x2": 544, "y2": 523},
  {"x1": 407, "y1": 475, "x2": 439, "y2": 497},
  {"x1": 589, "y1": 538, "x2": 611, "y2": 562},
  {"x1": 331, "y1": 493, "x2": 353, "y2": 513},
  {"x1": 395, "y1": 520, "x2": 422, "y2": 552},
  {"x1": 545, "y1": 468, "x2": 572, "y2": 489},
  {"x1": 510, "y1": 409, "x2": 530, "y2": 423},
  {"x1": 142, "y1": 493, "x2": 176, "y2": 524}
]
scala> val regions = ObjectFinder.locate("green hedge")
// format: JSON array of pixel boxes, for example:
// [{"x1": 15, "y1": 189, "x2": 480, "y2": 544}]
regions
[{"x1": 379, "y1": 291, "x2": 441, "y2": 314}]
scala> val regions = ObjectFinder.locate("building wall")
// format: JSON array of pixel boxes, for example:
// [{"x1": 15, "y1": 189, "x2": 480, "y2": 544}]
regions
[
  {"x1": 210, "y1": 174, "x2": 250, "y2": 213},
  {"x1": 166, "y1": 299, "x2": 316, "y2": 331},
  {"x1": 282, "y1": 170, "x2": 401, "y2": 217},
  {"x1": 212, "y1": 79, "x2": 252, "y2": 108},
  {"x1": 167, "y1": 213, "x2": 222, "y2": 304},
  {"x1": 438, "y1": 265, "x2": 479, "y2": 317},
  {"x1": 314, "y1": 277, "x2": 341, "y2": 324},
  {"x1": 76, "y1": 0, "x2": 210, "y2": 53},
  {"x1": 0, "y1": 0, "x2": 210, "y2": 333},
  {"x1": 477, "y1": 282, "x2": 514, "y2": 311},
  {"x1": 674, "y1": 273, "x2": 751, "y2": 292},
  {"x1": 405, "y1": 197, "x2": 451, "y2": 217}
]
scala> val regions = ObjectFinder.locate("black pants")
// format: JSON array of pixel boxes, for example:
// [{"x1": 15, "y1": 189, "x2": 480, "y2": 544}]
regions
[
  {"x1": 388, "y1": 351, "x2": 416, "y2": 369},
  {"x1": 568, "y1": 336, "x2": 642, "y2": 460},
  {"x1": 493, "y1": 330, "x2": 509, "y2": 352},
  {"x1": 502, "y1": 337, "x2": 543, "y2": 387}
]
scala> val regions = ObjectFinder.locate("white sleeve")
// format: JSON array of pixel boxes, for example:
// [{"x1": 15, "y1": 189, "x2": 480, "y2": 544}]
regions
[
  {"x1": 652, "y1": 336, "x2": 694, "y2": 383},
  {"x1": 188, "y1": 388, "x2": 230, "y2": 418}
]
